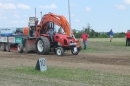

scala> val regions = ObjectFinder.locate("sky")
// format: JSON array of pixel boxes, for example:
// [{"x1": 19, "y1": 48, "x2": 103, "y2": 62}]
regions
[{"x1": 0, "y1": 0, "x2": 130, "y2": 32}]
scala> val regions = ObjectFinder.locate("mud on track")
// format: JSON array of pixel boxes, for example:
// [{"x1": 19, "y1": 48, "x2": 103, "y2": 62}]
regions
[{"x1": 0, "y1": 51, "x2": 130, "y2": 75}]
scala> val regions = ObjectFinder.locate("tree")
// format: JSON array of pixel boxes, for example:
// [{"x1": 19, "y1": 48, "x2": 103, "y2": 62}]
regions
[{"x1": 73, "y1": 23, "x2": 126, "y2": 38}]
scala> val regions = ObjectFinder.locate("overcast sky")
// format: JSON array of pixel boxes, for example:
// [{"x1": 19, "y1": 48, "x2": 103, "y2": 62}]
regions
[{"x1": 0, "y1": 0, "x2": 130, "y2": 32}]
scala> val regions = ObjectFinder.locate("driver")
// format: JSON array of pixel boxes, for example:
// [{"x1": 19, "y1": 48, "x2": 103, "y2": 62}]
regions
[{"x1": 46, "y1": 28, "x2": 55, "y2": 42}]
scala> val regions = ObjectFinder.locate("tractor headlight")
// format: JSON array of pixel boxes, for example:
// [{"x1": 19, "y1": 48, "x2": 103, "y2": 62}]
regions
[{"x1": 70, "y1": 42, "x2": 77, "y2": 46}]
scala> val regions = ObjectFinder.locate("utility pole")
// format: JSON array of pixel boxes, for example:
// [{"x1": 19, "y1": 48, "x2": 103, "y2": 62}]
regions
[
  {"x1": 35, "y1": 8, "x2": 36, "y2": 20},
  {"x1": 68, "y1": 0, "x2": 72, "y2": 37},
  {"x1": 40, "y1": 12, "x2": 42, "y2": 19}
]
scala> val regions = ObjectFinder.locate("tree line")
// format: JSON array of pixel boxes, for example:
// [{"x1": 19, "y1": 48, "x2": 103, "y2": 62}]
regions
[{"x1": 73, "y1": 24, "x2": 125, "y2": 38}]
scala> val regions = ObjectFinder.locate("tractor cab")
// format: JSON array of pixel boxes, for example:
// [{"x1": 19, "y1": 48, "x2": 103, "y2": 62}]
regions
[{"x1": 35, "y1": 13, "x2": 81, "y2": 56}]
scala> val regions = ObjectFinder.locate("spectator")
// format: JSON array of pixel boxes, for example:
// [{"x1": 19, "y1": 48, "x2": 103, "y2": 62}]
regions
[
  {"x1": 109, "y1": 29, "x2": 114, "y2": 42},
  {"x1": 125, "y1": 30, "x2": 130, "y2": 46},
  {"x1": 80, "y1": 31, "x2": 89, "y2": 50},
  {"x1": 46, "y1": 28, "x2": 55, "y2": 42}
]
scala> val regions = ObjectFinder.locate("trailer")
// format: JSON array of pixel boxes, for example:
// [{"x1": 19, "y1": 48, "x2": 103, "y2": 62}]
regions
[
  {"x1": 0, "y1": 35, "x2": 37, "y2": 53},
  {"x1": 0, "y1": 17, "x2": 37, "y2": 53}
]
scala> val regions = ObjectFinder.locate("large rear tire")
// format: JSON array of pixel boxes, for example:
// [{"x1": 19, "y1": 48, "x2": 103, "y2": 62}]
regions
[
  {"x1": 23, "y1": 39, "x2": 28, "y2": 53},
  {"x1": 36, "y1": 36, "x2": 50, "y2": 55},
  {"x1": 56, "y1": 47, "x2": 64, "y2": 56}
]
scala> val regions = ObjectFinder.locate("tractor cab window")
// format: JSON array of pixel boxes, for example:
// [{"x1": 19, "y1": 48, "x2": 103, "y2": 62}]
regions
[
  {"x1": 48, "y1": 22, "x2": 54, "y2": 31},
  {"x1": 55, "y1": 25, "x2": 64, "y2": 34}
]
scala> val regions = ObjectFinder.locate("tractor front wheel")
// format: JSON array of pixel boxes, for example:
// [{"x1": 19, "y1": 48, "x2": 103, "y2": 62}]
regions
[
  {"x1": 71, "y1": 47, "x2": 79, "y2": 55},
  {"x1": 56, "y1": 47, "x2": 64, "y2": 56}
]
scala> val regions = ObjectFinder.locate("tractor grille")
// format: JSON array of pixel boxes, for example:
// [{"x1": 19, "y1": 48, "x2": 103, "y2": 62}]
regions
[
  {"x1": 64, "y1": 39, "x2": 68, "y2": 45},
  {"x1": 67, "y1": 37, "x2": 72, "y2": 39},
  {"x1": 56, "y1": 36, "x2": 59, "y2": 39}
]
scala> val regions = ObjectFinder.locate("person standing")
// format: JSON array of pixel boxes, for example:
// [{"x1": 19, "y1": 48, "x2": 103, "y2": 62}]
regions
[
  {"x1": 125, "y1": 30, "x2": 130, "y2": 46},
  {"x1": 109, "y1": 29, "x2": 114, "y2": 42},
  {"x1": 80, "y1": 31, "x2": 89, "y2": 50}
]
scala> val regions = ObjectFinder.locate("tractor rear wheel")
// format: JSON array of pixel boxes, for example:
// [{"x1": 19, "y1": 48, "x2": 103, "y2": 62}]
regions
[
  {"x1": 18, "y1": 44, "x2": 23, "y2": 53},
  {"x1": 36, "y1": 36, "x2": 50, "y2": 55},
  {"x1": 23, "y1": 39, "x2": 28, "y2": 53},
  {"x1": 56, "y1": 47, "x2": 64, "y2": 56}
]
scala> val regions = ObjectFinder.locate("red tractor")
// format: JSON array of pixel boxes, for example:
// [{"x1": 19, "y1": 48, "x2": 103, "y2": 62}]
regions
[{"x1": 24, "y1": 12, "x2": 81, "y2": 56}]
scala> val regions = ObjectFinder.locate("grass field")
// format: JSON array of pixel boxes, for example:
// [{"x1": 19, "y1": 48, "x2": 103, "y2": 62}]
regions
[
  {"x1": 0, "y1": 38, "x2": 130, "y2": 86},
  {"x1": 81, "y1": 38, "x2": 130, "y2": 53},
  {"x1": 0, "y1": 66, "x2": 130, "y2": 86}
]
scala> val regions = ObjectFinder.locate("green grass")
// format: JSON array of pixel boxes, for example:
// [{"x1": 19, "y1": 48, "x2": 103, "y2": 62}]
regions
[
  {"x1": 80, "y1": 38, "x2": 130, "y2": 53},
  {"x1": 0, "y1": 66, "x2": 130, "y2": 86},
  {"x1": 0, "y1": 38, "x2": 130, "y2": 86},
  {"x1": 109, "y1": 41, "x2": 125, "y2": 46},
  {"x1": 81, "y1": 46, "x2": 97, "y2": 53}
]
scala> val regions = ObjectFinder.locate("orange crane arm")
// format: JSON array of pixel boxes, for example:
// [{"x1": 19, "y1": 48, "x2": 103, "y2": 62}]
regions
[{"x1": 36, "y1": 13, "x2": 71, "y2": 36}]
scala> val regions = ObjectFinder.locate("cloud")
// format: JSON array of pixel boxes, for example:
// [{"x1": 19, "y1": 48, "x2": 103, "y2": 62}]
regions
[
  {"x1": 21, "y1": 20, "x2": 26, "y2": 23},
  {"x1": 0, "y1": 15, "x2": 7, "y2": 19},
  {"x1": 115, "y1": 5, "x2": 126, "y2": 10},
  {"x1": 0, "y1": 2, "x2": 31, "y2": 13},
  {"x1": 75, "y1": 19, "x2": 80, "y2": 22},
  {"x1": 71, "y1": 14, "x2": 75, "y2": 17},
  {"x1": 124, "y1": 0, "x2": 130, "y2": 4},
  {"x1": 85, "y1": 7, "x2": 91, "y2": 12},
  {"x1": 0, "y1": 0, "x2": 15, "y2": 2},
  {"x1": 17, "y1": 3, "x2": 31, "y2": 10},
  {"x1": 23, "y1": 15, "x2": 27, "y2": 17},
  {"x1": 10, "y1": 20, "x2": 27, "y2": 24},
  {"x1": 70, "y1": 3, "x2": 74, "y2": 6},
  {"x1": 0, "y1": 2, "x2": 16, "y2": 10},
  {"x1": 11, "y1": 20, "x2": 19, "y2": 23},
  {"x1": 67, "y1": 14, "x2": 75, "y2": 18},
  {"x1": 31, "y1": 14, "x2": 35, "y2": 17},
  {"x1": 7, "y1": 0, "x2": 14, "y2": 1},
  {"x1": 39, "y1": 3, "x2": 57, "y2": 9},
  {"x1": 13, "y1": 14, "x2": 20, "y2": 18}
]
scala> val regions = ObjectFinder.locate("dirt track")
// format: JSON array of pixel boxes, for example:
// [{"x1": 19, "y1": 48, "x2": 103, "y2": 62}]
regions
[{"x1": 0, "y1": 50, "x2": 130, "y2": 75}]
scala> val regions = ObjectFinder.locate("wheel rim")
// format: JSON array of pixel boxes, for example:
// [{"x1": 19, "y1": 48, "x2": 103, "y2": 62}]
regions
[
  {"x1": 37, "y1": 40, "x2": 44, "y2": 52},
  {"x1": 57, "y1": 49, "x2": 61, "y2": 55},
  {"x1": 72, "y1": 50, "x2": 76, "y2": 54},
  {"x1": 71, "y1": 49, "x2": 78, "y2": 55}
]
